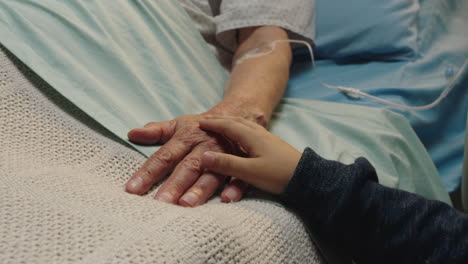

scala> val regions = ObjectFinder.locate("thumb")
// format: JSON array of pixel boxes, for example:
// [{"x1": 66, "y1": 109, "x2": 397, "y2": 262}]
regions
[
  {"x1": 202, "y1": 151, "x2": 253, "y2": 182},
  {"x1": 128, "y1": 120, "x2": 176, "y2": 145}
]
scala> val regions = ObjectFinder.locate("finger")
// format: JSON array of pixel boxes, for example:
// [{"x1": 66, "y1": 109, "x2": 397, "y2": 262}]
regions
[
  {"x1": 154, "y1": 141, "x2": 220, "y2": 203},
  {"x1": 199, "y1": 118, "x2": 259, "y2": 154},
  {"x1": 221, "y1": 178, "x2": 248, "y2": 203},
  {"x1": 202, "y1": 151, "x2": 254, "y2": 182},
  {"x1": 125, "y1": 140, "x2": 190, "y2": 195},
  {"x1": 127, "y1": 120, "x2": 176, "y2": 145},
  {"x1": 178, "y1": 171, "x2": 226, "y2": 207}
]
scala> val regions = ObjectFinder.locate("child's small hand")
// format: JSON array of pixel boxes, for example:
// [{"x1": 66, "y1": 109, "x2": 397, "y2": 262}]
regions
[{"x1": 199, "y1": 116, "x2": 301, "y2": 194}]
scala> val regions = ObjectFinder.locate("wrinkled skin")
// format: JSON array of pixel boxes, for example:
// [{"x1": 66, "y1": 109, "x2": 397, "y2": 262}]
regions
[{"x1": 125, "y1": 113, "x2": 247, "y2": 207}]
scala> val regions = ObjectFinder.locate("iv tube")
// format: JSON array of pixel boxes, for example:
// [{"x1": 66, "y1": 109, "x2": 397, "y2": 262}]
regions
[{"x1": 236, "y1": 39, "x2": 467, "y2": 111}]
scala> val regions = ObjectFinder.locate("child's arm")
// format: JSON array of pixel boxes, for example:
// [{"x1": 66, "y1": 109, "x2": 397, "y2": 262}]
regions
[{"x1": 199, "y1": 116, "x2": 468, "y2": 264}]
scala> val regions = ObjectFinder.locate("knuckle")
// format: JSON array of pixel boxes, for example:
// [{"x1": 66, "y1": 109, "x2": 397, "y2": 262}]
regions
[
  {"x1": 203, "y1": 139, "x2": 222, "y2": 151},
  {"x1": 177, "y1": 129, "x2": 208, "y2": 145},
  {"x1": 150, "y1": 149, "x2": 174, "y2": 167},
  {"x1": 184, "y1": 127, "x2": 203, "y2": 137},
  {"x1": 139, "y1": 168, "x2": 156, "y2": 182},
  {"x1": 181, "y1": 156, "x2": 202, "y2": 174},
  {"x1": 166, "y1": 119, "x2": 177, "y2": 130},
  {"x1": 161, "y1": 122, "x2": 176, "y2": 142},
  {"x1": 144, "y1": 168, "x2": 153, "y2": 178}
]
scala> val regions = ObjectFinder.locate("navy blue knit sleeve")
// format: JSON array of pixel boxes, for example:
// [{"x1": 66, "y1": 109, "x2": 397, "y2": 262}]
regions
[{"x1": 280, "y1": 147, "x2": 468, "y2": 264}]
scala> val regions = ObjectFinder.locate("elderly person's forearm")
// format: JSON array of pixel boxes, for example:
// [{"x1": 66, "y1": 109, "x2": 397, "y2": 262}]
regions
[{"x1": 210, "y1": 26, "x2": 292, "y2": 127}]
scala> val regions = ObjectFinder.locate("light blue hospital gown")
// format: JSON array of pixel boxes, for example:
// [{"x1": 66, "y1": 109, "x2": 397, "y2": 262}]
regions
[{"x1": 178, "y1": 0, "x2": 316, "y2": 68}]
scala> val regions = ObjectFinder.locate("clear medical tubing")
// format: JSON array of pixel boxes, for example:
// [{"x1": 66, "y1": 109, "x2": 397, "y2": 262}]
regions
[{"x1": 236, "y1": 39, "x2": 468, "y2": 111}]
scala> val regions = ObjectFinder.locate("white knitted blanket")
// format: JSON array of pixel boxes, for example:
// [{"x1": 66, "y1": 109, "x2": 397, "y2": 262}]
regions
[{"x1": 0, "y1": 47, "x2": 322, "y2": 263}]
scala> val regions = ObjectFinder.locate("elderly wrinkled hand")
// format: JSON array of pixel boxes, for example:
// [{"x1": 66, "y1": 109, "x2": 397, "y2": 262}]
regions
[{"x1": 125, "y1": 113, "x2": 247, "y2": 207}]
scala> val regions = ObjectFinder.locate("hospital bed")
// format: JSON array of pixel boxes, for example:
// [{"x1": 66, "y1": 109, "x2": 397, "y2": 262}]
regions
[{"x1": 0, "y1": 0, "x2": 466, "y2": 263}]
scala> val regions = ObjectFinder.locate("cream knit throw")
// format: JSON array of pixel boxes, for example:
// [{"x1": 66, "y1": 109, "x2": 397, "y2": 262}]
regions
[{"x1": 0, "y1": 47, "x2": 323, "y2": 263}]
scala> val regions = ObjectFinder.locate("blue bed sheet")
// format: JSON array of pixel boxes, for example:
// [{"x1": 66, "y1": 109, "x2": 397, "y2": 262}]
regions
[{"x1": 286, "y1": 0, "x2": 468, "y2": 192}]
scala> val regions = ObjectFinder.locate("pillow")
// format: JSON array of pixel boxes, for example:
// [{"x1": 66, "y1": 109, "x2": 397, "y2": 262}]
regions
[{"x1": 314, "y1": 0, "x2": 420, "y2": 60}]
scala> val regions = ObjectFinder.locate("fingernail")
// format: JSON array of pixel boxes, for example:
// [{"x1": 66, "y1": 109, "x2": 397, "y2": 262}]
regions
[
  {"x1": 126, "y1": 177, "x2": 143, "y2": 192},
  {"x1": 180, "y1": 192, "x2": 199, "y2": 207},
  {"x1": 203, "y1": 152, "x2": 216, "y2": 166},
  {"x1": 223, "y1": 188, "x2": 238, "y2": 203},
  {"x1": 156, "y1": 193, "x2": 173, "y2": 203}
]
